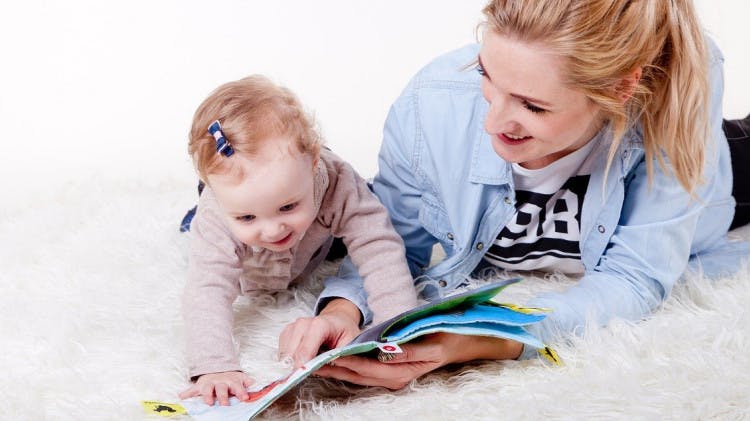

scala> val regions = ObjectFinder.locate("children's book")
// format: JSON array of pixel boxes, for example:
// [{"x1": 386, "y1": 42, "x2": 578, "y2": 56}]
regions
[{"x1": 143, "y1": 278, "x2": 560, "y2": 420}]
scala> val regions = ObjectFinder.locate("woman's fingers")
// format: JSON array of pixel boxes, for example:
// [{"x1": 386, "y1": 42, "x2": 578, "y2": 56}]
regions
[
  {"x1": 317, "y1": 362, "x2": 416, "y2": 390},
  {"x1": 279, "y1": 317, "x2": 331, "y2": 368},
  {"x1": 278, "y1": 311, "x2": 362, "y2": 369},
  {"x1": 278, "y1": 318, "x2": 309, "y2": 362},
  {"x1": 316, "y1": 354, "x2": 440, "y2": 390},
  {"x1": 292, "y1": 318, "x2": 330, "y2": 367},
  {"x1": 312, "y1": 334, "x2": 472, "y2": 388}
]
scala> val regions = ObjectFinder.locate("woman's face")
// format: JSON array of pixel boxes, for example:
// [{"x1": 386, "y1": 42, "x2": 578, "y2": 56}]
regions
[{"x1": 478, "y1": 30, "x2": 603, "y2": 169}]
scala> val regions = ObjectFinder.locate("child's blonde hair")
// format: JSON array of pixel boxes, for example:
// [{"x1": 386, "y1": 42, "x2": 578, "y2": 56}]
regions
[
  {"x1": 189, "y1": 75, "x2": 322, "y2": 182},
  {"x1": 482, "y1": 0, "x2": 710, "y2": 193}
]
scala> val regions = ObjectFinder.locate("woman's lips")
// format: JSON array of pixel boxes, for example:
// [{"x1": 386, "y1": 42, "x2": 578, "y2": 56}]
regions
[{"x1": 497, "y1": 133, "x2": 532, "y2": 145}]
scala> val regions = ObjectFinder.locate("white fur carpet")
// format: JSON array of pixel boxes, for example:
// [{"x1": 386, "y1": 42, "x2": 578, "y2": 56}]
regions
[{"x1": 4, "y1": 176, "x2": 750, "y2": 420}]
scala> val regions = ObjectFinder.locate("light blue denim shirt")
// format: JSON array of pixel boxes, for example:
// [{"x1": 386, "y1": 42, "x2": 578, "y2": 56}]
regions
[{"x1": 318, "y1": 39, "x2": 750, "y2": 358}]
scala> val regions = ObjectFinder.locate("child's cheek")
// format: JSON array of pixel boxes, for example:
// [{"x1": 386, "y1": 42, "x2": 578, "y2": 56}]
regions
[
  {"x1": 229, "y1": 223, "x2": 254, "y2": 246},
  {"x1": 297, "y1": 209, "x2": 317, "y2": 234}
]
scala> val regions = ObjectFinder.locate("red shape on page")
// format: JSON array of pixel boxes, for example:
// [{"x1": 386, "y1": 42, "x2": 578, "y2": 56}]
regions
[{"x1": 244, "y1": 374, "x2": 291, "y2": 402}]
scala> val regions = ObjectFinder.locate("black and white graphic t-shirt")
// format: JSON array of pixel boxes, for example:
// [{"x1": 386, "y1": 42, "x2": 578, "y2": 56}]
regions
[{"x1": 483, "y1": 140, "x2": 598, "y2": 274}]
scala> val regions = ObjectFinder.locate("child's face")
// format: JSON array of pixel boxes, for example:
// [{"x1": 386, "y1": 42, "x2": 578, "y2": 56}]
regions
[{"x1": 208, "y1": 137, "x2": 318, "y2": 252}]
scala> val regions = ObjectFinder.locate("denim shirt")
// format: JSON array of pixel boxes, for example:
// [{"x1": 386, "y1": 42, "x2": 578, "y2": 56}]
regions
[{"x1": 318, "y1": 39, "x2": 750, "y2": 358}]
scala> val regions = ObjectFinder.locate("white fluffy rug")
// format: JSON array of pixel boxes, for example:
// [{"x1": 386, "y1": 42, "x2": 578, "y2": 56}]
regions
[{"x1": 4, "y1": 176, "x2": 750, "y2": 420}]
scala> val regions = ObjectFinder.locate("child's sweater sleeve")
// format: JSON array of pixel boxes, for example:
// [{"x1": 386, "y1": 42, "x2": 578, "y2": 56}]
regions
[
  {"x1": 322, "y1": 152, "x2": 419, "y2": 324},
  {"x1": 183, "y1": 188, "x2": 245, "y2": 379}
]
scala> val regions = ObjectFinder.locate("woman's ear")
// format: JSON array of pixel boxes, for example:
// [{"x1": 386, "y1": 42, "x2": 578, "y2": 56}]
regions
[{"x1": 616, "y1": 67, "x2": 642, "y2": 103}]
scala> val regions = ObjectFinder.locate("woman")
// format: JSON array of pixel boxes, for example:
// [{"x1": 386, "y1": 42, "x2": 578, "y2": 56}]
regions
[{"x1": 279, "y1": 0, "x2": 750, "y2": 389}]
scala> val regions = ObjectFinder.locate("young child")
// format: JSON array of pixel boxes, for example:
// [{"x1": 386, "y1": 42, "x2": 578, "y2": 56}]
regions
[{"x1": 178, "y1": 75, "x2": 418, "y2": 405}]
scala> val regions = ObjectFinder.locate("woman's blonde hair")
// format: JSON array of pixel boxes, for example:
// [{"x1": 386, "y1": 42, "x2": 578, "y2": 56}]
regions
[
  {"x1": 188, "y1": 75, "x2": 322, "y2": 182},
  {"x1": 482, "y1": 0, "x2": 710, "y2": 193}
]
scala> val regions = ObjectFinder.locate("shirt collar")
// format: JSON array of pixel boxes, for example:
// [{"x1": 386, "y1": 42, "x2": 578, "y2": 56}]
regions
[{"x1": 468, "y1": 129, "x2": 512, "y2": 186}]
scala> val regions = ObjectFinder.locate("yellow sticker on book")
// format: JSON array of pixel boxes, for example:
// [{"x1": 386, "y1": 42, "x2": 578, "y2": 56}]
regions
[
  {"x1": 141, "y1": 400, "x2": 187, "y2": 417},
  {"x1": 496, "y1": 303, "x2": 552, "y2": 314},
  {"x1": 539, "y1": 346, "x2": 562, "y2": 366}
]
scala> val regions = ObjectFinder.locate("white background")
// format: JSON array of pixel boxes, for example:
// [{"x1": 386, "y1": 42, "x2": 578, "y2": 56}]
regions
[{"x1": 0, "y1": 1, "x2": 747, "y2": 201}]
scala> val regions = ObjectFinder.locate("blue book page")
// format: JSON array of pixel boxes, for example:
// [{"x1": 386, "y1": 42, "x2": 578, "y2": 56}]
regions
[
  {"x1": 384, "y1": 304, "x2": 546, "y2": 340},
  {"x1": 385, "y1": 322, "x2": 546, "y2": 350},
  {"x1": 354, "y1": 278, "x2": 523, "y2": 344}
]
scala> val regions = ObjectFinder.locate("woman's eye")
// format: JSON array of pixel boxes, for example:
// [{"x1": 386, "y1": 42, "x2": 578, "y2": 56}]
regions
[
  {"x1": 280, "y1": 203, "x2": 297, "y2": 212},
  {"x1": 236, "y1": 214, "x2": 255, "y2": 222},
  {"x1": 524, "y1": 101, "x2": 547, "y2": 114},
  {"x1": 475, "y1": 63, "x2": 487, "y2": 77}
]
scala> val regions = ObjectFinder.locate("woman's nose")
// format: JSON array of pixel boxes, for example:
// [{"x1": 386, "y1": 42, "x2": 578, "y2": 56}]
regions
[
  {"x1": 485, "y1": 98, "x2": 509, "y2": 134},
  {"x1": 484, "y1": 95, "x2": 521, "y2": 135}
]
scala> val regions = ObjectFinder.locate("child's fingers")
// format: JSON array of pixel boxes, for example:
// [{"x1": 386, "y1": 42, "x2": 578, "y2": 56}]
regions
[
  {"x1": 230, "y1": 380, "x2": 249, "y2": 401},
  {"x1": 199, "y1": 383, "x2": 216, "y2": 406},
  {"x1": 201, "y1": 393, "x2": 215, "y2": 406},
  {"x1": 178, "y1": 384, "x2": 199, "y2": 400},
  {"x1": 214, "y1": 383, "x2": 230, "y2": 406},
  {"x1": 183, "y1": 372, "x2": 254, "y2": 408}
]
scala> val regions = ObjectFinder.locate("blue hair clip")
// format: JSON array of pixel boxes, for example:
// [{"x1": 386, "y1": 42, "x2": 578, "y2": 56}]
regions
[{"x1": 208, "y1": 120, "x2": 234, "y2": 157}]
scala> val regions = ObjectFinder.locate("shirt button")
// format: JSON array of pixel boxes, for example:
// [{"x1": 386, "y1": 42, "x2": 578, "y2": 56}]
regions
[
  {"x1": 597, "y1": 225, "x2": 606, "y2": 233},
  {"x1": 476, "y1": 242, "x2": 484, "y2": 250},
  {"x1": 504, "y1": 196, "x2": 512, "y2": 204},
  {"x1": 447, "y1": 232, "x2": 454, "y2": 240},
  {"x1": 438, "y1": 280, "x2": 447, "y2": 287}
]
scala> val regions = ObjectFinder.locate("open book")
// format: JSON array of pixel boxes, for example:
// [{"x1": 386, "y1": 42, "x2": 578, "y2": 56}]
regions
[{"x1": 143, "y1": 278, "x2": 560, "y2": 420}]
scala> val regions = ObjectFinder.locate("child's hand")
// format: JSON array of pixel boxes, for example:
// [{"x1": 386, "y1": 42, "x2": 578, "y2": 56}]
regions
[
  {"x1": 278, "y1": 298, "x2": 362, "y2": 368},
  {"x1": 178, "y1": 371, "x2": 254, "y2": 406}
]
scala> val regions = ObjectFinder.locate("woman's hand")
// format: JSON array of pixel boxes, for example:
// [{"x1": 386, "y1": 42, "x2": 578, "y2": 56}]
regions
[
  {"x1": 178, "y1": 371, "x2": 254, "y2": 406},
  {"x1": 314, "y1": 333, "x2": 524, "y2": 389},
  {"x1": 278, "y1": 298, "x2": 362, "y2": 368}
]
